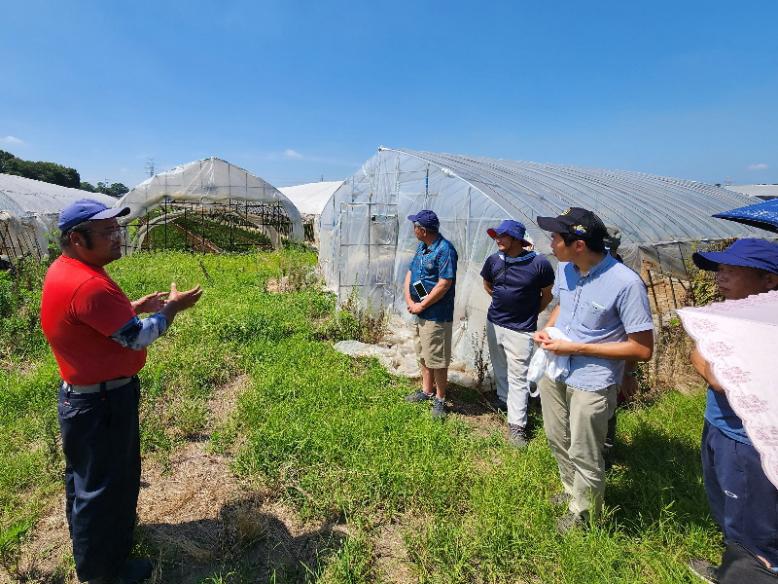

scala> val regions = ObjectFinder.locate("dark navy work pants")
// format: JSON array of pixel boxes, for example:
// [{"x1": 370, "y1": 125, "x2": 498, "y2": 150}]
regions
[
  {"x1": 702, "y1": 421, "x2": 778, "y2": 567},
  {"x1": 58, "y1": 377, "x2": 141, "y2": 582}
]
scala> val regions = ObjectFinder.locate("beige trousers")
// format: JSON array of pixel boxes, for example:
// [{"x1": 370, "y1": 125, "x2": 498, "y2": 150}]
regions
[{"x1": 539, "y1": 376, "x2": 618, "y2": 518}]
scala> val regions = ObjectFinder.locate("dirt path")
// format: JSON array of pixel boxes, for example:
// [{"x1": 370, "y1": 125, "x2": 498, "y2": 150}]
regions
[{"x1": 9, "y1": 375, "x2": 345, "y2": 584}]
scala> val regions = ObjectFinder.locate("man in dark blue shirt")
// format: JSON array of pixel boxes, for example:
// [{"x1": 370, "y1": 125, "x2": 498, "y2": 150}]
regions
[
  {"x1": 480, "y1": 219, "x2": 554, "y2": 447},
  {"x1": 688, "y1": 239, "x2": 778, "y2": 583},
  {"x1": 403, "y1": 210, "x2": 458, "y2": 418}
]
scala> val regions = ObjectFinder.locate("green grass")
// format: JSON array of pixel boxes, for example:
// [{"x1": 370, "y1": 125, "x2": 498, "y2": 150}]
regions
[{"x1": 0, "y1": 250, "x2": 720, "y2": 582}]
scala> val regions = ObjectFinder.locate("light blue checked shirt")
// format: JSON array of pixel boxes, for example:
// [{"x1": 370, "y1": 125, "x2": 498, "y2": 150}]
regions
[{"x1": 552, "y1": 254, "x2": 653, "y2": 390}]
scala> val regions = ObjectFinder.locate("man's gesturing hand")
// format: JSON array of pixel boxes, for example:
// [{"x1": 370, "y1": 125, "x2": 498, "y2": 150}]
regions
[
  {"x1": 132, "y1": 291, "x2": 167, "y2": 314},
  {"x1": 166, "y1": 282, "x2": 203, "y2": 311},
  {"x1": 160, "y1": 282, "x2": 203, "y2": 324}
]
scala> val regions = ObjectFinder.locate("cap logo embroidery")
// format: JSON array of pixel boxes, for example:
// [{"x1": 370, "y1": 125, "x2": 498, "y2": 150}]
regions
[
  {"x1": 572, "y1": 224, "x2": 587, "y2": 235},
  {"x1": 561, "y1": 208, "x2": 571, "y2": 215}
]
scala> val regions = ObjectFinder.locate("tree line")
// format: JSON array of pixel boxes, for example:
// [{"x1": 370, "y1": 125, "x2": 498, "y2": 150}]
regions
[{"x1": 0, "y1": 150, "x2": 129, "y2": 197}]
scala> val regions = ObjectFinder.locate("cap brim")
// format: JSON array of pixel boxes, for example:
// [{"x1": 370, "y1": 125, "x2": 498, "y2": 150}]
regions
[
  {"x1": 91, "y1": 206, "x2": 131, "y2": 221},
  {"x1": 692, "y1": 250, "x2": 764, "y2": 272},
  {"x1": 488, "y1": 228, "x2": 531, "y2": 244},
  {"x1": 691, "y1": 252, "x2": 720, "y2": 271},
  {"x1": 536, "y1": 216, "x2": 569, "y2": 233}
]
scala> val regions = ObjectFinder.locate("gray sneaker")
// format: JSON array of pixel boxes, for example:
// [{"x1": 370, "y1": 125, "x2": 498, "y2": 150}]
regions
[
  {"x1": 406, "y1": 390, "x2": 434, "y2": 403},
  {"x1": 508, "y1": 424, "x2": 529, "y2": 448},
  {"x1": 688, "y1": 558, "x2": 719, "y2": 583},
  {"x1": 556, "y1": 511, "x2": 588, "y2": 535},
  {"x1": 548, "y1": 492, "x2": 571, "y2": 506},
  {"x1": 431, "y1": 397, "x2": 448, "y2": 419}
]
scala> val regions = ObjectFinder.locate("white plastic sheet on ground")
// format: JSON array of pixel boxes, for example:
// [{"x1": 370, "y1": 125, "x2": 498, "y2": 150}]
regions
[
  {"x1": 117, "y1": 157, "x2": 304, "y2": 241},
  {"x1": 0, "y1": 173, "x2": 115, "y2": 259},
  {"x1": 319, "y1": 147, "x2": 765, "y2": 367},
  {"x1": 333, "y1": 316, "x2": 486, "y2": 389},
  {"x1": 678, "y1": 291, "x2": 778, "y2": 489}
]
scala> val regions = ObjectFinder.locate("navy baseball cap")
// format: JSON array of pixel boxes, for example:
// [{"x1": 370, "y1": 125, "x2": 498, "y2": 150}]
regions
[
  {"x1": 58, "y1": 199, "x2": 130, "y2": 232},
  {"x1": 487, "y1": 219, "x2": 529, "y2": 243},
  {"x1": 537, "y1": 207, "x2": 608, "y2": 243},
  {"x1": 692, "y1": 238, "x2": 778, "y2": 274},
  {"x1": 407, "y1": 209, "x2": 440, "y2": 230}
]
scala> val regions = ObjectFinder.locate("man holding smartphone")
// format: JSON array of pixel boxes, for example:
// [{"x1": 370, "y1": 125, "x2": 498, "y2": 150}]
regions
[{"x1": 403, "y1": 210, "x2": 458, "y2": 419}]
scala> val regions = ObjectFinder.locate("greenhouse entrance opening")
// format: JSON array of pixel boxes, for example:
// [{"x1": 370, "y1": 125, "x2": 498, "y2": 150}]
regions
[
  {"x1": 337, "y1": 202, "x2": 399, "y2": 308},
  {"x1": 122, "y1": 199, "x2": 296, "y2": 254}
]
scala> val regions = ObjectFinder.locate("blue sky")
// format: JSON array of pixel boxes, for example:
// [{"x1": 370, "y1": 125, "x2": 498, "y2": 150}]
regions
[{"x1": 1, "y1": 0, "x2": 776, "y2": 188}]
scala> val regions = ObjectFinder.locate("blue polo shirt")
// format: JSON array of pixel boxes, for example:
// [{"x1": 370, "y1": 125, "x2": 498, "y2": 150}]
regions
[
  {"x1": 705, "y1": 388, "x2": 752, "y2": 444},
  {"x1": 480, "y1": 251, "x2": 555, "y2": 332},
  {"x1": 408, "y1": 234, "x2": 458, "y2": 322},
  {"x1": 552, "y1": 254, "x2": 654, "y2": 390}
]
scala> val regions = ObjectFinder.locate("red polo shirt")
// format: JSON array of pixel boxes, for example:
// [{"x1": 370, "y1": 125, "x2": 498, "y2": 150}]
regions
[{"x1": 40, "y1": 255, "x2": 146, "y2": 385}]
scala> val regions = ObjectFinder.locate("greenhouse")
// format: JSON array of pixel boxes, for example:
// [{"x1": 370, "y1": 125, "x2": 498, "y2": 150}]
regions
[
  {"x1": 319, "y1": 147, "x2": 766, "y2": 364},
  {"x1": 0, "y1": 173, "x2": 115, "y2": 262},
  {"x1": 279, "y1": 180, "x2": 343, "y2": 243},
  {"x1": 116, "y1": 157, "x2": 304, "y2": 253}
]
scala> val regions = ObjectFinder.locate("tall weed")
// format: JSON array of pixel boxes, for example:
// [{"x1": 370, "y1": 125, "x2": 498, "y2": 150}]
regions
[{"x1": 0, "y1": 257, "x2": 48, "y2": 365}]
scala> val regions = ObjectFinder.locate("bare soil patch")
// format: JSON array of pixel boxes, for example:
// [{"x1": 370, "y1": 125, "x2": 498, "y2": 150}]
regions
[
  {"x1": 9, "y1": 375, "x2": 345, "y2": 584},
  {"x1": 372, "y1": 514, "x2": 428, "y2": 584},
  {"x1": 447, "y1": 386, "x2": 505, "y2": 440}
]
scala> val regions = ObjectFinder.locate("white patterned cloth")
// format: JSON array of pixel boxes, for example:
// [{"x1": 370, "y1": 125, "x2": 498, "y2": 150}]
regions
[{"x1": 678, "y1": 290, "x2": 778, "y2": 489}]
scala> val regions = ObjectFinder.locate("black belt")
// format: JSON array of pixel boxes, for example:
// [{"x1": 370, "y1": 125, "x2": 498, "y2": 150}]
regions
[{"x1": 62, "y1": 376, "x2": 135, "y2": 395}]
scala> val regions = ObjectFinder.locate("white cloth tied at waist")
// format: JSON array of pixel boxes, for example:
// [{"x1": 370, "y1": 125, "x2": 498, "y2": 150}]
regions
[{"x1": 527, "y1": 326, "x2": 571, "y2": 395}]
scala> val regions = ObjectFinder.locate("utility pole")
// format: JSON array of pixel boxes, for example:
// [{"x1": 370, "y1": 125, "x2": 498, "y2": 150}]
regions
[{"x1": 145, "y1": 157, "x2": 155, "y2": 178}]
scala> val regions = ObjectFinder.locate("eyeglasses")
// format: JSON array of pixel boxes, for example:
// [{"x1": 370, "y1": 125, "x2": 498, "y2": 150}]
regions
[{"x1": 75, "y1": 226, "x2": 124, "y2": 240}]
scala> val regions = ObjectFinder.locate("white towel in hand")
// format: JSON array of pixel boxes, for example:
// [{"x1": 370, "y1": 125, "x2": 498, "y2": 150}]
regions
[{"x1": 527, "y1": 327, "x2": 571, "y2": 391}]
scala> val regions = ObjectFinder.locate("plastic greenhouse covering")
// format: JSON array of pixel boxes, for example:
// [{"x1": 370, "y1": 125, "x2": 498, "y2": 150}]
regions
[
  {"x1": 116, "y1": 157, "x2": 304, "y2": 242},
  {"x1": 319, "y1": 147, "x2": 767, "y2": 365},
  {"x1": 1, "y1": 173, "x2": 115, "y2": 259},
  {"x1": 279, "y1": 181, "x2": 344, "y2": 218},
  {"x1": 280, "y1": 180, "x2": 344, "y2": 244}
]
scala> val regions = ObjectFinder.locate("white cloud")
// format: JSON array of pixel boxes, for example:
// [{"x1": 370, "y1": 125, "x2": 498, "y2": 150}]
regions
[
  {"x1": 0, "y1": 135, "x2": 24, "y2": 146},
  {"x1": 747, "y1": 162, "x2": 768, "y2": 171},
  {"x1": 283, "y1": 148, "x2": 304, "y2": 160}
]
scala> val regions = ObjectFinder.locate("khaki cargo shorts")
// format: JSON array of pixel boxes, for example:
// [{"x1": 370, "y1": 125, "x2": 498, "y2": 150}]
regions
[{"x1": 414, "y1": 318, "x2": 453, "y2": 369}]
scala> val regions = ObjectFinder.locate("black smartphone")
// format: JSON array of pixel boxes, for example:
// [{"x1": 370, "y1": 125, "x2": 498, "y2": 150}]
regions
[{"x1": 412, "y1": 280, "x2": 428, "y2": 299}]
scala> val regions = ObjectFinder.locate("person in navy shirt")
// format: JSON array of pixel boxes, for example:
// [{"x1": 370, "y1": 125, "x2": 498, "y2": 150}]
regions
[
  {"x1": 403, "y1": 210, "x2": 458, "y2": 419},
  {"x1": 480, "y1": 219, "x2": 554, "y2": 447},
  {"x1": 687, "y1": 239, "x2": 778, "y2": 583}
]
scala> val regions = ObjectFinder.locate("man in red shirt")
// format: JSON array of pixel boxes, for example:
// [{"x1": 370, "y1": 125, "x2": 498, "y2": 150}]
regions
[{"x1": 41, "y1": 200, "x2": 202, "y2": 584}]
